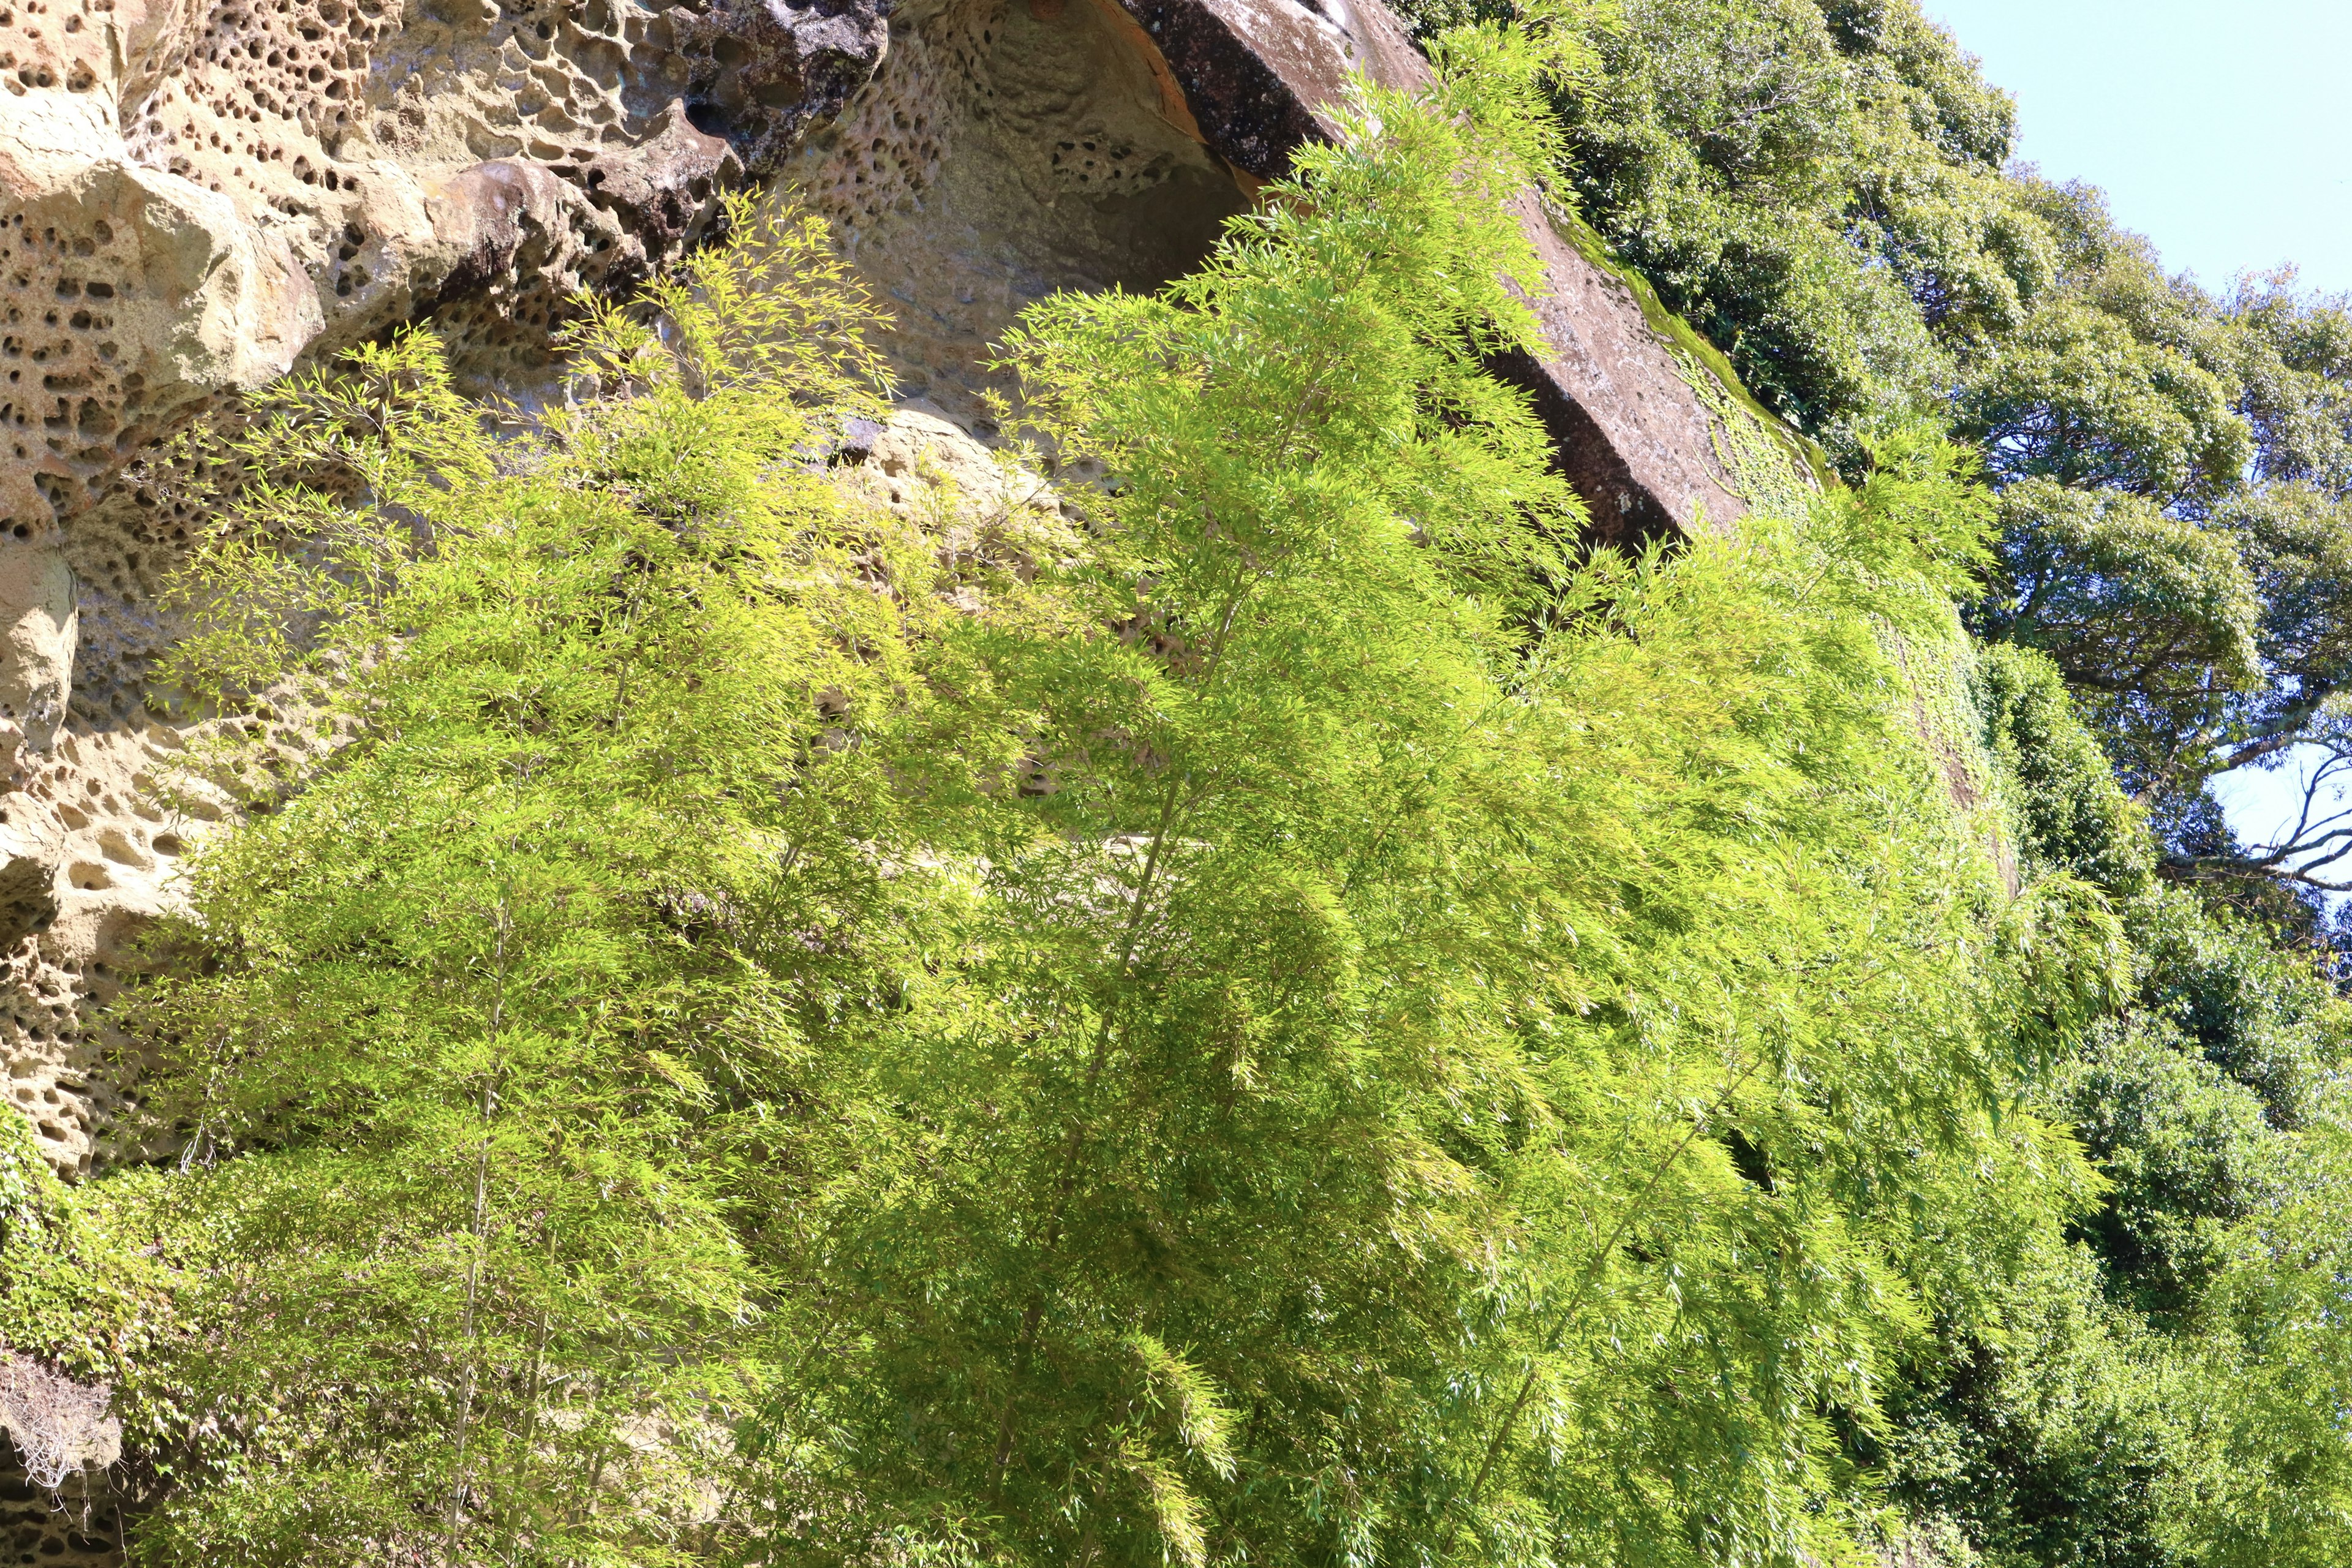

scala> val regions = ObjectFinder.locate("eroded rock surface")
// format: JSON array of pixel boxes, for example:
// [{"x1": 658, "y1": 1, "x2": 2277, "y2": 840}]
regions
[
  {"x1": 780, "y1": 0, "x2": 1744, "y2": 533},
  {"x1": 1107, "y1": 0, "x2": 1746, "y2": 540},
  {"x1": 783, "y1": 0, "x2": 1253, "y2": 426}
]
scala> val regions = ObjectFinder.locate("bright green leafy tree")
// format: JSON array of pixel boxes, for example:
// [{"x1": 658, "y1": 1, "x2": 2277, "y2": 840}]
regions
[
  {"x1": 0, "y1": 27, "x2": 2252, "y2": 1568},
  {"x1": 96, "y1": 208, "x2": 944, "y2": 1565}
]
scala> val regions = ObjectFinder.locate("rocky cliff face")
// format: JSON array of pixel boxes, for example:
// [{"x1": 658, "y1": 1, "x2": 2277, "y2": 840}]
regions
[{"x1": 0, "y1": 0, "x2": 1751, "y2": 1524}]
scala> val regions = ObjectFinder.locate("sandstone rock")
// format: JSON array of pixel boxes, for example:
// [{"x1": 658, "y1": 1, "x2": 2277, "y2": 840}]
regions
[
  {"x1": 1107, "y1": 0, "x2": 1748, "y2": 538},
  {"x1": 0, "y1": 827, "x2": 58, "y2": 946},
  {"x1": 3, "y1": 0, "x2": 886, "y2": 537},
  {"x1": 1121, "y1": 0, "x2": 1428, "y2": 176},
  {"x1": 3, "y1": 0, "x2": 1754, "y2": 536},
  {"x1": 785, "y1": 0, "x2": 1253, "y2": 423},
  {"x1": 0, "y1": 542, "x2": 73, "y2": 758},
  {"x1": 1493, "y1": 198, "x2": 1752, "y2": 545},
  {"x1": 426, "y1": 106, "x2": 741, "y2": 380},
  {"x1": 842, "y1": 400, "x2": 1065, "y2": 532},
  {"x1": 837, "y1": 402, "x2": 1087, "y2": 617},
  {"x1": 0, "y1": 0, "x2": 903, "y2": 1205},
  {"x1": 669, "y1": 0, "x2": 891, "y2": 176}
]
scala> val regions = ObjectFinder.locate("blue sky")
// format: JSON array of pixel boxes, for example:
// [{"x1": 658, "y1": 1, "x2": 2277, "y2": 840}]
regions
[
  {"x1": 1926, "y1": 0, "x2": 2351, "y2": 859},
  {"x1": 1925, "y1": 0, "x2": 2352, "y2": 298}
]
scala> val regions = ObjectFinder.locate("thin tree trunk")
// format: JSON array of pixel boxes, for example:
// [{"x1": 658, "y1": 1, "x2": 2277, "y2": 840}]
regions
[{"x1": 447, "y1": 888, "x2": 514, "y2": 1553}]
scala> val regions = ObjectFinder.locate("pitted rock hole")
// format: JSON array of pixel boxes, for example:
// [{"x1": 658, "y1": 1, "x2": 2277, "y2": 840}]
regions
[{"x1": 0, "y1": 1463, "x2": 123, "y2": 1567}]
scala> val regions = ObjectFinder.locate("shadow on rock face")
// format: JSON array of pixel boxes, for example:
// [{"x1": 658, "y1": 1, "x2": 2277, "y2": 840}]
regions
[
  {"x1": 774, "y1": 0, "x2": 1751, "y2": 546},
  {"x1": 784, "y1": 0, "x2": 1254, "y2": 428}
]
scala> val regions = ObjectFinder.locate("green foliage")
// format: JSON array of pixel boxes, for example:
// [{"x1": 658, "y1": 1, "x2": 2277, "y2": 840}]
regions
[
  {"x1": 1494, "y1": 0, "x2": 2030, "y2": 437},
  {"x1": 723, "y1": 62, "x2": 2105, "y2": 1568},
  {"x1": 2163, "y1": 1107, "x2": 2352, "y2": 1568},
  {"x1": 1869, "y1": 874, "x2": 2352, "y2": 1568},
  {"x1": 105, "y1": 202, "x2": 941, "y2": 1564},
  {"x1": 1376, "y1": 4, "x2": 2352, "y2": 1559},
  {"x1": 0, "y1": 13, "x2": 2337, "y2": 1568},
  {"x1": 2060, "y1": 1020, "x2": 2278, "y2": 1324},
  {"x1": 0, "y1": 1110, "x2": 163, "y2": 1389},
  {"x1": 1974, "y1": 482, "x2": 2264, "y2": 795},
  {"x1": 1, "y1": 49, "x2": 2157, "y2": 1568},
  {"x1": 1879, "y1": 1235, "x2": 2192, "y2": 1568},
  {"x1": 2121, "y1": 887, "x2": 2348, "y2": 1131},
  {"x1": 1387, "y1": 0, "x2": 2352, "y2": 874},
  {"x1": 1974, "y1": 641, "x2": 2153, "y2": 892},
  {"x1": 1945, "y1": 181, "x2": 2248, "y2": 508}
]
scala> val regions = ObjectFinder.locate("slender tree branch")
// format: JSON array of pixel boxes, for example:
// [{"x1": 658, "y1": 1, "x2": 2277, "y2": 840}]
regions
[{"x1": 1441, "y1": 1049, "x2": 1769, "y2": 1556}]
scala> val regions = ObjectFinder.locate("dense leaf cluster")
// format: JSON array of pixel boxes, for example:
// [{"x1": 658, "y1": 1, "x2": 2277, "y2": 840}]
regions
[
  {"x1": 0, "y1": 15, "x2": 2343, "y2": 1568},
  {"x1": 0, "y1": 48, "x2": 2185, "y2": 1568},
  {"x1": 1368, "y1": 7, "x2": 2352, "y2": 1559}
]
